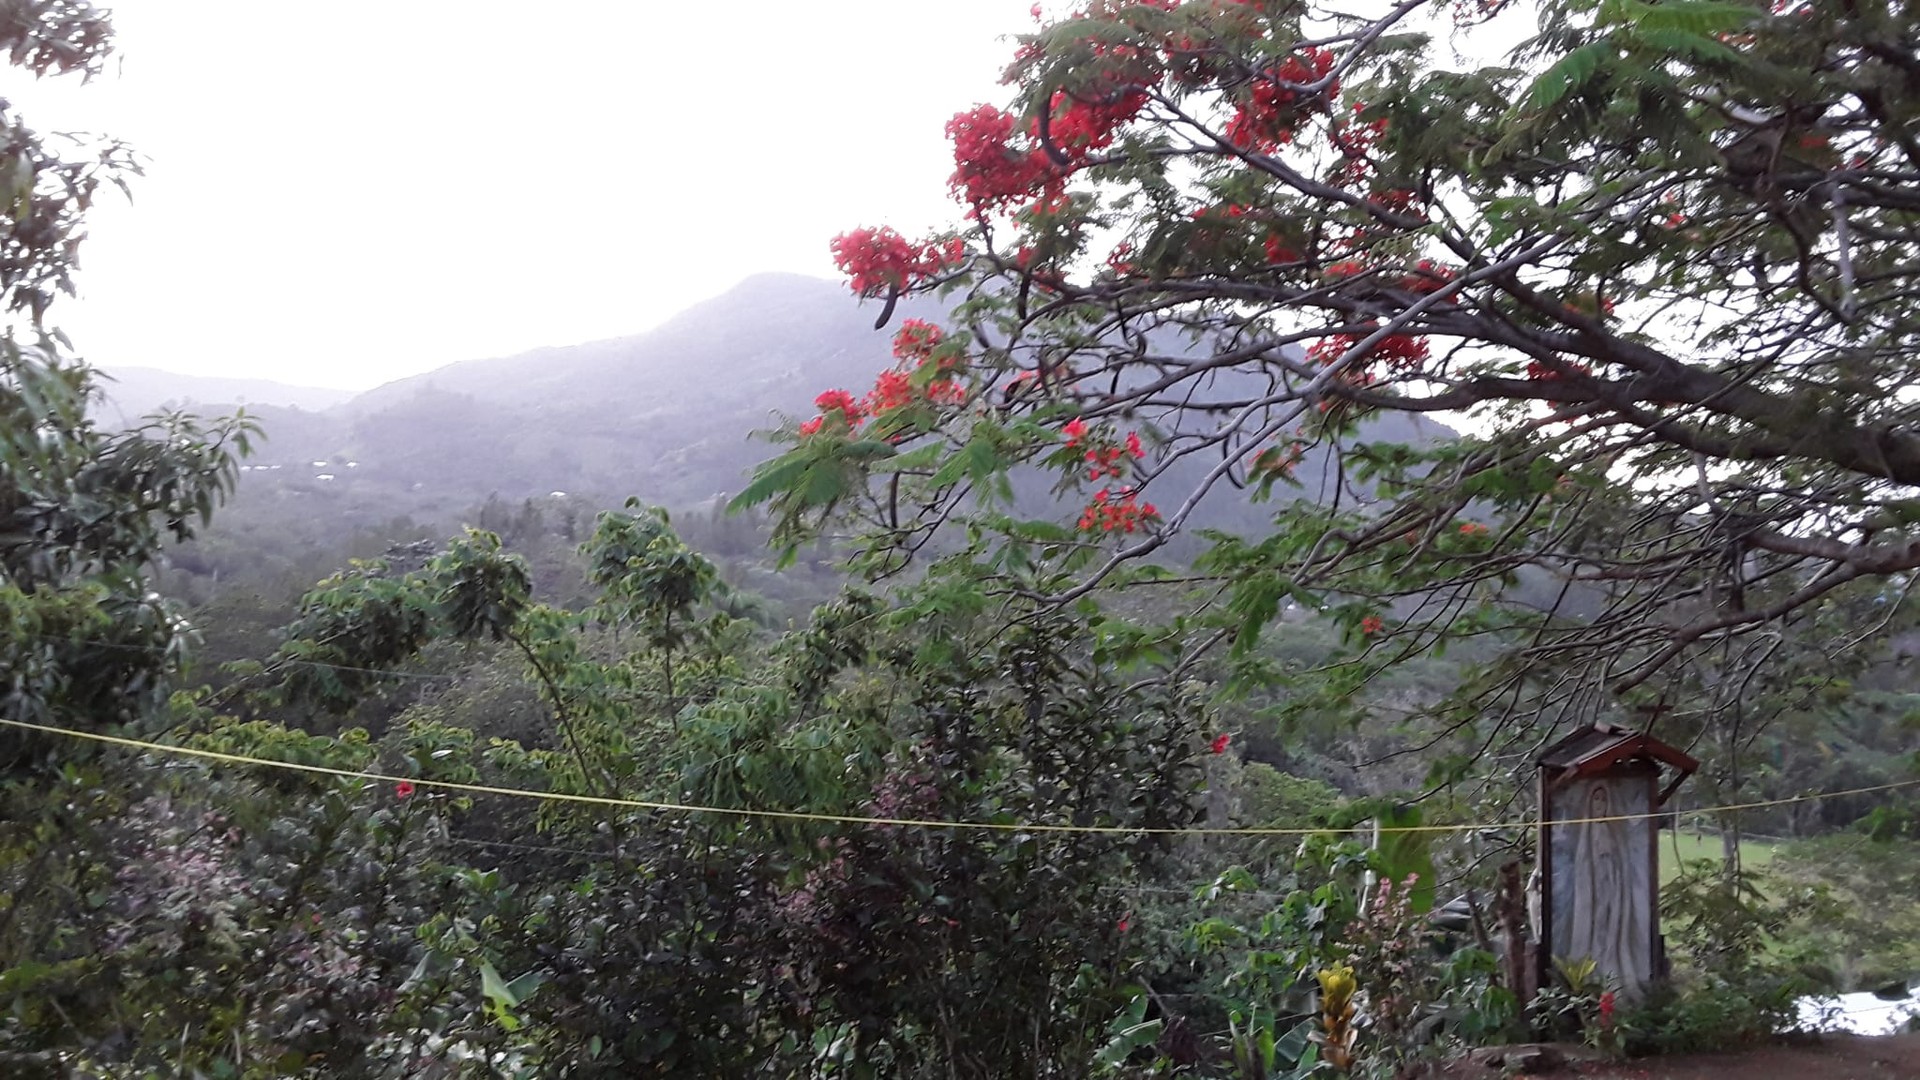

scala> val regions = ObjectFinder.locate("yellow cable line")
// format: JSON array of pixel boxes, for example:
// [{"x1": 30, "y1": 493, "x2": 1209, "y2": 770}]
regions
[{"x1": 5, "y1": 715, "x2": 1918, "y2": 837}]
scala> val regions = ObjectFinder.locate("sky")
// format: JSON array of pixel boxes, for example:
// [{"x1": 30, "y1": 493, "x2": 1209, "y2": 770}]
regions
[{"x1": 11, "y1": 1, "x2": 1037, "y2": 390}]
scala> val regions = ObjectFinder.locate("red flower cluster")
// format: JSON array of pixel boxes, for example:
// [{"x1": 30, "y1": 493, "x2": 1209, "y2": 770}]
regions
[
  {"x1": 1524, "y1": 360, "x2": 1592, "y2": 380},
  {"x1": 947, "y1": 105, "x2": 1064, "y2": 215},
  {"x1": 1400, "y1": 259, "x2": 1457, "y2": 295},
  {"x1": 1086, "y1": 445, "x2": 1129, "y2": 480},
  {"x1": 1370, "y1": 333, "x2": 1430, "y2": 370},
  {"x1": 1264, "y1": 233, "x2": 1301, "y2": 264},
  {"x1": 800, "y1": 324, "x2": 969, "y2": 438},
  {"x1": 830, "y1": 227, "x2": 966, "y2": 298},
  {"x1": 1598, "y1": 991, "x2": 1616, "y2": 1026},
  {"x1": 1308, "y1": 331, "x2": 1429, "y2": 372},
  {"x1": 1330, "y1": 106, "x2": 1390, "y2": 188},
  {"x1": 1657, "y1": 192, "x2": 1688, "y2": 229},
  {"x1": 1225, "y1": 47, "x2": 1338, "y2": 152},
  {"x1": 868, "y1": 370, "x2": 917, "y2": 413},
  {"x1": 1458, "y1": 522, "x2": 1490, "y2": 537},
  {"x1": 1062, "y1": 419, "x2": 1146, "y2": 478},
  {"x1": 799, "y1": 388, "x2": 866, "y2": 436},
  {"x1": 891, "y1": 319, "x2": 948, "y2": 365},
  {"x1": 394, "y1": 780, "x2": 415, "y2": 799},
  {"x1": 1077, "y1": 487, "x2": 1159, "y2": 533},
  {"x1": 948, "y1": 76, "x2": 1148, "y2": 217},
  {"x1": 1360, "y1": 615, "x2": 1385, "y2": 635},
  {"x1": 1210, "y1": 733, "x2": 1232, "y2": 754},
  {"x1": 1045, "y1": 85, "x2": 1148, "y2": 157}
]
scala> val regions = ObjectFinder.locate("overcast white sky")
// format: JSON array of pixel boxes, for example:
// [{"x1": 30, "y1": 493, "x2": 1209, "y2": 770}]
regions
[{"x1": 10, "y1": 2, "x2": 1035, "y2": 390}]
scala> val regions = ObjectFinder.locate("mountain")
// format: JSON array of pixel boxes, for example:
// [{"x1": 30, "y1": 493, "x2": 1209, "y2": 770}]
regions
[
  {"x1": 93, "y1": 367, "x2": 355, "y2": 422},
  {"x1": 167, "y1": 273, "x2": 934, "y2": 543},
  {"x1": 141, "y1": 273, "x2": 1460, "y2": 558}
]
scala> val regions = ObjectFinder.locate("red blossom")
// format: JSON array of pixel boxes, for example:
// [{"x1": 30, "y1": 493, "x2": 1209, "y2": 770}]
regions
[
  {"x1": 1116, "y1": 912, "x2": 1133, "y2": 932},
  {"x1": 1063, "y1": 416, "x2": 1088, "y2": 447},
  {"x1": 1264, "y1": 233, "x2": 1301, "y2": 264},
  {"x1": 1210, "y1": 733, "x2": 1232, "y2": 754},
  {"x1": 1525, "y1": 360, "x2": 1592, "y2": 380},
  {"x1": 1330, "y1": 107, "x2": 1389, "y2": 187},
  {"x1": 867, "y1": 370, "x2": 917, "y2": 414},
  {"x1": 1125, "y1": 431, "x2": 1144, "y2": 458},
  {"x1": 1400, "y1": 259, "x2": 1456, "y2": 295},
  {"x1": 927, "y1": 379, "x2": 967, "y2": 404},
  {"x1": 830, "y1": 227, "x2": 965, "y2": 297},
  {"x1": 797, "y1": 388, "x2": 868, "y2": 437},
  {"x1": 891, "y1": 319, "x2": 945, "y2": 362},
  {"x1": 1360, "y1": 616, "x2": 1385, "y2": 635},
  {"x1": 1459, "y1": 522, "x2": 1490, "y2": 537},
  {"x1": 1040, "y1": 85, "x2": 1148, "y2": 160},
  {"x1": 1076, "y1": 488, "x2": 1160, "y2": 533},
  {"x1": 947, "y1": 104, "x2": 1063, "y2": 215},
  {"x1": 815, "y1": 389, "x2": 864, "y2": 421},
  {"x1": 394, "y1": 780, "x2": 415, "y2": 799},
  {"x1": 1308, "y1": 330, "x2": 1429, "y2": 372},
  {"x1": 1225, "y1": 47, "x2": 1338, "y2": 153}
]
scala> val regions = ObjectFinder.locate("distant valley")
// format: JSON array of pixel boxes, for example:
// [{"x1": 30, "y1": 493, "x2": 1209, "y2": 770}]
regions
[
  {"x1": 112, "y1": 271, "x2": 1472, "y2": 624},
  {"x1": 100, "y1": 274, "x2": 924, "y2": 518}
]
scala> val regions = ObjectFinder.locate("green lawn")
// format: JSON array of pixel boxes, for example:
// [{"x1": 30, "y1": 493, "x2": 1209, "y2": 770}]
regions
[{"x1": 1659, "y1": 829, "x2": 1775, "y2": 884}]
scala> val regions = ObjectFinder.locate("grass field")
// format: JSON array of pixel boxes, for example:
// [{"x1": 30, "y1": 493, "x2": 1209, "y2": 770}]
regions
[{"x1": 1659, "y1": 829, "x2": 1776, "y2": 883}]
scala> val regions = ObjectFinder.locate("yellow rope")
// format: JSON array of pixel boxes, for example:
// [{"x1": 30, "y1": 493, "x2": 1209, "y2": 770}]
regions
[{"x1": 4, "y1": 715, "x2": 1917, "y2": 837}]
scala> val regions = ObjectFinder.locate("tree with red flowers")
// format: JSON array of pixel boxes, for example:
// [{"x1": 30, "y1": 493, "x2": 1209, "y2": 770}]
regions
[{"x1": 741, "y1": 0, "x2": 1920, "y2": 780}]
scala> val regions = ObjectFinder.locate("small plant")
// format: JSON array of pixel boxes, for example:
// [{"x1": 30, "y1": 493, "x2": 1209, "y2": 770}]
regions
[
  {"x1": 1314, "y1": 964, "x2": 1358, "y2": 1072},
  {"x1": 1338, "y1": 873, "x2": 1446, "y2": 1075},
  {"x1": 1589, "y1": 990, "x2": 1626, "y2": 1060},
  {"x1": 1530, "y1": 956, "x2": 1613, "y2": 1048}
]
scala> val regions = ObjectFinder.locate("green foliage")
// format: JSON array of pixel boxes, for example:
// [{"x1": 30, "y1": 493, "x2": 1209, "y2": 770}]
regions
[
  {"x1": 1761, "y1": 832, "x2": 1920, "y2": 991},
  {"x1": 743, "y1": 0, "x2": 1920, "y2": 847},
  {"x1": 1624, "y1": 861, "x2": 1832, "y2": 1054},
  {"x1": 0, "y1": 4, "x2": 253, "y2": 775}
]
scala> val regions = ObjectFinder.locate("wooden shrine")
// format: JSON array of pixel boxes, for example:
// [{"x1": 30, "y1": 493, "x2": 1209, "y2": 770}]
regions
[{"x1": 1535, "y1": 724, "x2": 1697, "y2": 1000}]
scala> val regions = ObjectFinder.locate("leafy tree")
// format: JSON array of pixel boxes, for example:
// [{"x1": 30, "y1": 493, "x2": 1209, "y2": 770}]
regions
[
  {"x1": 744, "y1": 0, "x2": 1920, "y2": 784},
  {"x1": 0, "y1": 2, "x2": 252, "y2": 769}
]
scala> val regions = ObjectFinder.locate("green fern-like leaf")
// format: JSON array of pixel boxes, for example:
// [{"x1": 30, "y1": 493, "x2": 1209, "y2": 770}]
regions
[
  {"x1": 727, "y1": 453, "x2": 813, "y2": 512},
  {"x1": 1517, "y1": 40, "x2": 1615, "y2": 116}
]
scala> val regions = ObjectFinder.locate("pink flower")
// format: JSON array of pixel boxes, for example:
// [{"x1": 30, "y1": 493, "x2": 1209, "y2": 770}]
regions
[
  {"x1": 1063, "y1": 416, "x2": 1087, "y2": 447},
  {"x1": 395, "y1": 780, "x2": 415, "y2": 799}
]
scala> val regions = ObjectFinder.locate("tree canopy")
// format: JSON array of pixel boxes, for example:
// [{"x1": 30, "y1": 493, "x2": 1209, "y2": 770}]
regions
[
  {"x1": 0, "y1": 0, "x2": 252, "y2": 772},
  {"x1": 744, "y1": 0, "x2": 1920, "y2": 780}
]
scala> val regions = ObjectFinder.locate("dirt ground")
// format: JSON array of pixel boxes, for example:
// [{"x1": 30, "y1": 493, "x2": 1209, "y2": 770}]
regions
[{"x1": 1427, "y1": 1034, "x2": 1920, "y2": 1079}]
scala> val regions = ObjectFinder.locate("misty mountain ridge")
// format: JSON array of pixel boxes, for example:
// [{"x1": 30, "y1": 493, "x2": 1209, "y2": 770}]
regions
[
  {"x1": 93, "y1": 367, "x2": 355, "y2": 422},
  {"x1": 106, "y1": 273, "x2": 1456, "y2": 536}
]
